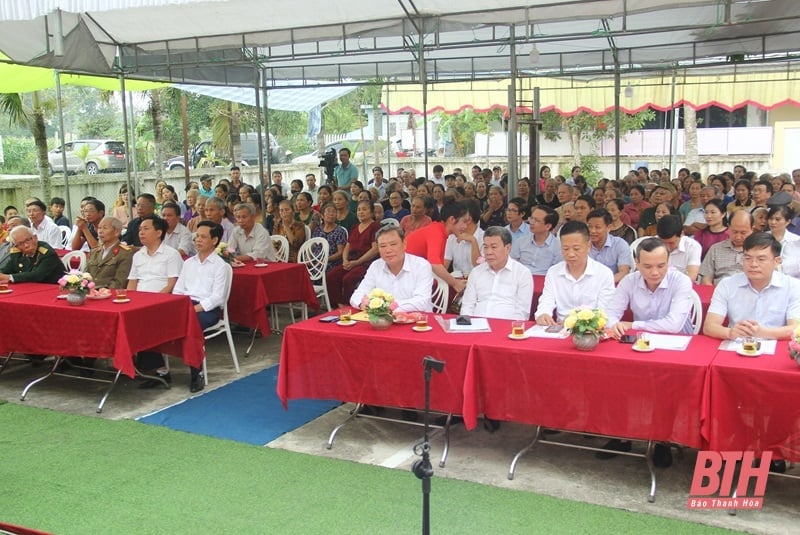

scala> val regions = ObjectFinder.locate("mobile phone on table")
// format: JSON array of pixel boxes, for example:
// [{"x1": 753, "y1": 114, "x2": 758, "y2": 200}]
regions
[
  {"x1": 619, "y1": 334, "x2": 637, "y2": 344},
  {"x1": 545, "y1": 324, "x2": 562, "y2": 333},
  {"x1": 319, "y1": 315, "x2": 339, "y2": 323}
]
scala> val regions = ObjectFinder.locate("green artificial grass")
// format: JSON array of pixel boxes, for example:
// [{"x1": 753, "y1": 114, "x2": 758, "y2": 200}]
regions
[{"x1": 0, "y1": 403, "x2": 738, "y2": 535}]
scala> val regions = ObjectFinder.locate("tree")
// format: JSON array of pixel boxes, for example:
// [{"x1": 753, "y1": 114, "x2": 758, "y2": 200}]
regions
[
  {"x1": 683, "y1": 105, "x2": 699, "y2": 171},
  {"x1": 434, "y1": 108, "x2": 504, "y2": 157},
  {"x1": 149, "y1": 89, "x2": 164, "y2": 182},
  {"x1": 0, "y1": 91, "x2": 53, "y2": 199}
]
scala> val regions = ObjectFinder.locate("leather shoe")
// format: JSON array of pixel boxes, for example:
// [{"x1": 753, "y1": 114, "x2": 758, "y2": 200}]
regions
[
  {"x1": 595, "y1": 439, "x2": 632, "y2": 459},
  {"x1": 652, "y1": 444, "x2": 673, "y2": 468},
  {"x1": 189, "y1": 374, "x2": 204, "y2": 393},
  {"x1": 483, "y1": 418, "x2": 501, "y2": 433},
  {"x1": 139, "y1": 372, "x2": 171, "y2": 389},
  {"x1": 770, "y1": 460, "x2": 787, "y2": 473}
]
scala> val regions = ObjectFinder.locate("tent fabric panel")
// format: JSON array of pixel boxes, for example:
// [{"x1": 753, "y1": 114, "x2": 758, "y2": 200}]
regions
[{"x1": 175, "y1": 83, "x2": 357, "y2": 113}]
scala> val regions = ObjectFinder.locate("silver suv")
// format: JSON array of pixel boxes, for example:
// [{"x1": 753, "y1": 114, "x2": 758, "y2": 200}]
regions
[{"x1": 48, "y1": 139, "x2": 127, "y2": 175}]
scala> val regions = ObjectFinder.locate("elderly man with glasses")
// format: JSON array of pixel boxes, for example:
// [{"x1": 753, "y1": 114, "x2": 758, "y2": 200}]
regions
[{"x1": 0, "y1": 226, "x2": 64, "y2": 284}]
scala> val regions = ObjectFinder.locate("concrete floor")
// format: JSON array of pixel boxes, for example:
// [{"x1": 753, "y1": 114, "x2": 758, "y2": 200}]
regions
[{"x1": 0, "y1": 319, "x2": 796, "y2": 535}]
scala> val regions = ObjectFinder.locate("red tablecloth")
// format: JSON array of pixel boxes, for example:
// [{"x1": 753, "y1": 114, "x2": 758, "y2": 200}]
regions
[
  {"x1": 228, "y1": 262, "x2": 318, "y2": 335},
  {"x1": 463, "y1": 326, "x2": 720, "y2": 447},
  {"x1": 0, "y1": 283, "x2": 204, "y2": 378},
  {"x1": 707, "y1": 343, "x2": 800, "y2": 461},
  {"x1": 277, "y1": 316, "x2": 473, "y2": 421}
]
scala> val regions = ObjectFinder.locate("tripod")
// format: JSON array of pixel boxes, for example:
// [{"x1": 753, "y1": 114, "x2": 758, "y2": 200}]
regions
[{"x1": 412, "y1": 355, "x2": 445, "y2": 535}]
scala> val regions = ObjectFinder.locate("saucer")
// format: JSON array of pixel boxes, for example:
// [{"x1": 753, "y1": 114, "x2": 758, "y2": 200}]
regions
[
  {"x1": 87, "y1": 293, "x2": 112, "y2": 300},
  {"x1": 56, "y1": 293, "x2": 68, "y2": 299},
  {"x1": 112, "y1": 298, "x2": 131, "y2": 304},
  {"x1": 0, "y1": 288, "x2": 12, "y2": 294},
  {"x1": 736, "y1": 348, "x2": 761, "y2": 357},
  {"x1": 336, "y1": 320, "x2": 356, "y2": 327},
  {"x1": 412, "y1": 325, "x2": 433, "y2": 332},
  {"x1": 632, "y1": 344, "x2": 655, "y2": 353},
  {"x1": 254, "y1": 263, "x2": 269, "y2": 268},
  {"x1": 508, "y1": 333, "x2": 528, "y2": 340}
]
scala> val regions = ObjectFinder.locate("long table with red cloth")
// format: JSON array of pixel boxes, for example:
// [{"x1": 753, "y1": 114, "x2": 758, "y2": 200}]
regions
[
  {"x1": 279, "y1": 315, "x2": 718, "y2": 444},
  {"x1": 277, "y1": 317, "x2": 473, "y2": 418},
  {"x1": 228, "y1": 261, "x2": 319, "y2": 335},
  {"x1": 0, "y1": 283, "x2": 204, "y2": 378},
  {"x1": 707, "y1": 341, "x2": 800, "y2": 462},
  {"x1": 463, "y1": 329, "x2": 720, "y2": 448}
]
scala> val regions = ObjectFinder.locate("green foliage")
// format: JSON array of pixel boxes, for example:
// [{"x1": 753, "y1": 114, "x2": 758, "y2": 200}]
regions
[
  {"x1": 323, "y1": 90, "x2": 362, "y2": 134},
  {"x1": 0, "y1": 136, "x2": 37, "y2": 173},
  {"x1": 435, "y1": 108, "x2": 504, "y2": 156}
]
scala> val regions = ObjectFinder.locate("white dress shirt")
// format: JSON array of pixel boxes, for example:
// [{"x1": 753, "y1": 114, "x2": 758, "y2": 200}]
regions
[
  {"x1": 669, "y1": 236, "x2": 702, "y2": 275},
  {"x1": 33, "y1": 216, "x2": 63, "y2": 249},
  {"x1": 227, "y1": 224, "x2": 276, "y2": 261},
  {"x1": 460, "y1": 257, "x2": 533, "y2": 320},
  {"x1": 128, "y1": 241, "x2": 184, "y2": 293},
  {"x1": 173, "y1": 252, "x2": 229, "y2": 312},
  {"x1": 708, "y1": 270, "x2": 800, "y2": 328},
  {"x1": 350, "y1": 253, "x2": 433, "y2": 312},
  {"x1": 535, "y1": 258, "x2": 616, "y2": 322},
  {"x1": 164, "y1": 223, "x2": 195, "y2": 256},
  {"x1": 444, "y1": 226, "x2": 484, "y2": 275},
  {"x1": 606, "y1": 269, "x2": 694, "y2": 334},
  {"x1": 220, "y1": 218, "x2": 234, "y2": 243}
]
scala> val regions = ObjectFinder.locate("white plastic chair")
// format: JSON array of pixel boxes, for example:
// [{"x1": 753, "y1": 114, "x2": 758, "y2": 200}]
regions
[
  {"x1": 271, "y1": 235, "x2": 289, "y2": 263},
  {"x1": 689, "y1": 289, "x2": 702, "y2": 335},
  {"x1": 304, "y1": 224, "x2": 311, "y2": 241},
  {"x1": 297, "y1": 237, "x2": 331, "y2": 314},
  {"x1": 61, "y1": 250, "x2": 87, "y2": 272},
  {"x1": 431, "y1": 274, "x2": 450, "y2": 314},
  {"x1": 629, "y1": 236, "x2": 648, "y2": 270},
  {"x1": 381, "y1": 218, "x2": 400, "y2": 227},
  {"x1": 200, "y1": 262, "x2": 239, "y2": 385},
  {"x1": 58, "y1": 225, "x2": 73, "y2": 249}
]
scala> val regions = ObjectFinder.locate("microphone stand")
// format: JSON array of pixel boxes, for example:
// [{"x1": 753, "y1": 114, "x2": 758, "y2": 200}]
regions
[{"x1": 412, "y1": 355, "x2": 445, "y2": 535}]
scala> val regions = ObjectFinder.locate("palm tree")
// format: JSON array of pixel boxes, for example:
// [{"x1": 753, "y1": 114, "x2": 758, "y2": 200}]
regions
[{"x1": 0, "y1": 91, "x2": 52, "y2": 200}]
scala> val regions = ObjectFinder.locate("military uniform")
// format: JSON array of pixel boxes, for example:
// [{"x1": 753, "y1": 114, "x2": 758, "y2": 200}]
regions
[
  {"x1": 0, "y1": 240, "x2": 64, "y2": 283},
  {"x1": 86, "y1": 242, "x2": 134, "y2": 289}
]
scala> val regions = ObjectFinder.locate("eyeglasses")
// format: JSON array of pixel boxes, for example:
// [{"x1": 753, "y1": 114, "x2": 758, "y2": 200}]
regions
[
  {"x1": 13, "y1": 236, "x2": 35, "y2": 248},
  {"x1": 742, "y1": 255, "x2": 775, "y2": 265}
]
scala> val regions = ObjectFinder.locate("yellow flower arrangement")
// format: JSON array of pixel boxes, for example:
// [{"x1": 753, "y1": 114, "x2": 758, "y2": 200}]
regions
[
  {"x1": 361, "y1": 288, "x2": 397, "y2": 320},
  {"x1": 563, "y1": 307, "x2": 607, "y2": 335}
]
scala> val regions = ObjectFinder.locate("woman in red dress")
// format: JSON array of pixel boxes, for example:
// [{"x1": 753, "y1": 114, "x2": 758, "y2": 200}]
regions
[{"x1": 325, "y1": 200, "x2": 380, "y2": 308}]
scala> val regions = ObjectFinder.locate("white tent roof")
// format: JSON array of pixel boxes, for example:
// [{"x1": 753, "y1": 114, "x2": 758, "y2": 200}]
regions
[{"x1": 0, "y1": 0, "x2": 799, "y2": 87}]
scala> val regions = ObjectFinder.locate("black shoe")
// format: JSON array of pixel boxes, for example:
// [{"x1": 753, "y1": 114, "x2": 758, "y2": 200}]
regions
[
  {"x1": 139, "y1": 372, "x2": 171, "y2": 389},
  {"x1": 483, "y1": 418, "x2": 501, "y2": 433},
  {"x1": 359, "y1": 405, "x2": 383, "y2": 416},
  {"x1": 595, "y1": 439, "x2": 632, "y2": 459},
  {"x1": 53, "y1": 359, "x2": 73, "y2": 373},
  {"x1": 542, "y1": 428, "x2": 561, "y2": 436},
  {"x1": 189, "y1": 373, "x2": 204, "y2": 393},
  {"x1": 400, "y1": 410, "x2": 419, "y2": 422},
  {"x1": 652, "y1": 444, "x2": 673, "y2": 468},
  {"x1": 770, "y1": 460, "x2": 787, "y2": 474},
  {"x1": 433, "y1": 415, "x2": 463, "y2": 427}
]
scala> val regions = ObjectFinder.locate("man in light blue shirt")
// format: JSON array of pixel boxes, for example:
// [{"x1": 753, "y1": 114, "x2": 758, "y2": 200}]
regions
[
  {"x1": 504, "y1": 197, "x2": 531, "y2": 260},
  {"x1": 587, "y1": 208, "x2": 632, "y2": 284},
  {"x1": 704, "y1": 232, "x2": 800, "y2": 340},
  {"x1": 607, "y1": 238, "x2": 695, "y2": 337},
  {"x1": 334, "y1": 148, "x2": 359, "y2": 189},
  {"x1": 515, "y1": 205, "x2": 562, "y2": 275}
]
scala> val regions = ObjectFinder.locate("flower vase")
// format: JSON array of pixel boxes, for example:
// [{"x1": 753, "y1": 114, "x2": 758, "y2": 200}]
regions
[
  {"x1": 789, "y1": 343, "x2": 800, "y2": 367},
  {"x1": 368, "y1": 314, "x2": 393, "y2": 330},
  {"x1": 572, "y1": 332, "x2": 600, "y2": 351},
  {"x1": 66, "y1": 291, "x2": 87, "y2": 306}
]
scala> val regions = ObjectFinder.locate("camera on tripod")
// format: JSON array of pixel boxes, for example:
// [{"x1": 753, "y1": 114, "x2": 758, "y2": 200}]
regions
[{"x1": 319, "y1": 148, "x2": 337, "y2": 185}]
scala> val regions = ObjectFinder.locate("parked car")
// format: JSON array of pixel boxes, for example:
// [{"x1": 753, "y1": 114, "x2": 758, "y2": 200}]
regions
[
  {"x1": 164, "y1": 133, "x2": 287, "y2": 170},
  {"x1": 292, "y1": 139, "x2": 380, "y2": 164},
  {"x1": 48, "y1": 139, "x2": 127, "y2": 175}
]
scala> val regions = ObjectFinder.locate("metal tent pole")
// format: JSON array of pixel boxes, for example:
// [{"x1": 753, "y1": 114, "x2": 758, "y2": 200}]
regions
[{"x1": 54, "y1": 70, "x2": 72, "y2": 221}]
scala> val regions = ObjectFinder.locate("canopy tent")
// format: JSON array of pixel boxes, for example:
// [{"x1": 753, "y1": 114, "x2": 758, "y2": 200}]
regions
[
  {"x1": 175, "y1": 83, "x2": 356, "y2": 113},
  {"x1": 381, "y1": 69, "x2": 800, "y2": 116}
]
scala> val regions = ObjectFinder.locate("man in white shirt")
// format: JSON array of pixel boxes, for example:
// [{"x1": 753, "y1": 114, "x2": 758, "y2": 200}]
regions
[
  {"x1": 515, "y1": 205, "x2": 562, "y2": 275},
  {"x1": 607, "y1": 237, "x2": 694, "y2": 337},
  {"x1": 460, "y1": 226, "x2": 533, "y2": 320},
  {"x1": 350, "y1": 226, "x2": 433, "y2": 312},
  {"x1": 656, "y1": 215, "x2": 702, "y2": 281},
  {"x1": 127, "y1": 216, "x2": 185, "y2": 389},
  {"x1": 535, "y1": 221, "x2": 615, "y2": 325},
  {"x1": 173, "y1": 220, "x2": 230, "y2": 393},
  {"x1": 587, "y1": 208, "x2": 632, "y2": 284},
  {"x1": 203, "y1": 196, "x2": 234, "y2": 242},
  {"x1": 228, "y1": 202, "x2": 277, "y2": 262},
  {"x1": 25, "y1": 199, "x2": 62, "y2": 248},
  {"x1": 444, "y1": 200, "x2": 483, "y2": 276},
  {"x1": 161, "y1": 202, "x2": 194, "y2": 256},
  {"x1": 304, "y1": 173, "x2": 319, "y2": 204},
  {"x1": 367, "y1": 167, "x2": 387, "y2": 199}
]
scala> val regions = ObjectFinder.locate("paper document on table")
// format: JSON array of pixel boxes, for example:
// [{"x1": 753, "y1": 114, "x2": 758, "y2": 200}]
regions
[
  {"x1": 524, "y1": 325, "x2": 569, "y2": 339},
  {"x1": 647, "y1": 333, "x2": 692, "y2": 351},
  {"x1": 718, "y1": 339, "x2": 777, "y2": 355},
  {"x1": 447, "y1": 317, "x2": 491, "y2": 332}
]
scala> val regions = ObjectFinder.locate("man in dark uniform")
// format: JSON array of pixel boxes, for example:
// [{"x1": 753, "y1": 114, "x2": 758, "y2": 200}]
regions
[
  {"x1": 86, "y1": 216, "x2": 133, "y2": 289},
  {"x1": 0, "y1": 226, "x2": 64, "y2": 284}
]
